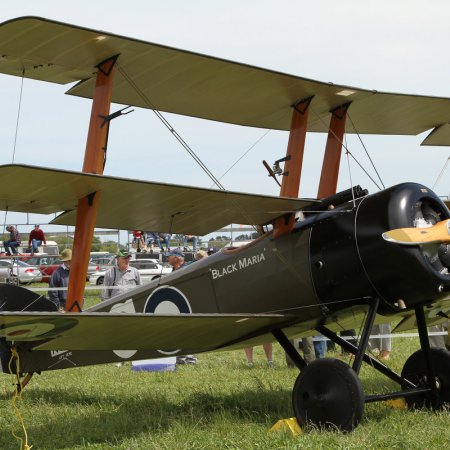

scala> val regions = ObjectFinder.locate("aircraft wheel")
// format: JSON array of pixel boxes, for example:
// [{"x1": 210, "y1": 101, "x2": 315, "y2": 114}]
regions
[
  {"x1": 401, "y1": 348, "x2": 450, "y2": 410},
  {"x1": 292, "y1": 358, "x2": 364, "y2": 432}
]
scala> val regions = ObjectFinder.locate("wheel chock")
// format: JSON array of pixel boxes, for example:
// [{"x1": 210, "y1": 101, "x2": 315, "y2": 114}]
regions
[
  {"x1": 269, "y1": 417, "x2": 302, "y2": 436},
  {"x1": 383, "y1": 398, "x2": 407, "y2": 410}
]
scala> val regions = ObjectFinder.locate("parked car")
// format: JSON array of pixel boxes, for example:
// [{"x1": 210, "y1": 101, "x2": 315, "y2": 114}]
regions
[
  {"x1": 20, "y1": 255, "x2": 62, "y2": 283},
  {"x1": 87, "y1": 254, "x2": 116, "y2": 278},
  {"x1": 89, "y1": 259, "x2": 171, "y2": 285},
  {"x1": 0, "y1": 259, "x2": 42, "y2": 284}
]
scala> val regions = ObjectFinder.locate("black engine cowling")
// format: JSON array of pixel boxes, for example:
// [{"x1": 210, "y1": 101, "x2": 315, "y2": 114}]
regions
[{"x1": 309, "y1": 183, "x2": 450, "y2": 313}]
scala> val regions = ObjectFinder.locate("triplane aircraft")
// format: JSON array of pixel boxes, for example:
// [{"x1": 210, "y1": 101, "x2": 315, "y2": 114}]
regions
[{"x1": 0, "y1": 16, "x2": 450, "y2": 432}]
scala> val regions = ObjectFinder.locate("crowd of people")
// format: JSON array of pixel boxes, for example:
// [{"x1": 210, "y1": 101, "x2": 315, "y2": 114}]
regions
[
  {"x1": 131, "y1": 231, "x2": 200, "y2": 254},
  {"x1": 2, "y1": 224, "x2": 47, "y2": 256}
]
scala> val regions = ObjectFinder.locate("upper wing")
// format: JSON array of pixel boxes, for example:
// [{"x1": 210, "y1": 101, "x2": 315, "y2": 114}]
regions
[
  {"x1": 1, "y1": 17, "x2": 450, "y2": 142},
  {"x1": 0, "y1": 311, "x2": 292, "y2": 351},
  {"x1": 0, "y1": 164, "x2": 317, "y2": 235}
]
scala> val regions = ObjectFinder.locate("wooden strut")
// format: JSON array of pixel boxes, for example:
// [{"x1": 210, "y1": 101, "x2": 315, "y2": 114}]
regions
[
  {"x1": 317, "y1": 103, "x2": 351, "y2": 199},
  {"x1": 65, "y1": 56, "x2": 117, "y2": 312},
  {"x1": 272, "y1": 97, "x2": 312, "y2": 239}
]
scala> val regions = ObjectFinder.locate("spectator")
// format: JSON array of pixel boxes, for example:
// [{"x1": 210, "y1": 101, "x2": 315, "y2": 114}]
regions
[
  {"x1": 159, "y1": 233, "x2": 171, "y2": 252},
  {"x1": 194, "y1": 250, "x2": 208, "y2": 260},
  {"x1": 340, "y1": 329, "x2": 357, "y2": 356},
  {"x1": 207, "y1": 247, "x2": 218, "y2": 256},
  {"x1": 48, "y1": 248, "x2": 72, "y2": 311},
  {"x1": 182, "y1": 235, "x2": 198, "y2": 252},
  {"x1": 28, "y1": 224, "x2": 46, "y2": 255},
  {"x1": 313, "y1": 334, "x2": 327, "y2": 358},
  {"x1": 286, "y1": 337, "x2": 316, "y2": 367},
  {"x1": 101, "y1": 249, "x2": 141, "y2": 301},
  {"x1": 167, "y1": 248, "x2": 187, "y2": 271},
  {"x1": 132, "y1": 230, "x2": 146, "y2": 252},
  {"x1": 146, "y1": 232, "x2": 171, "y2": 253},
  {"x1": 245, "y1": 343, "x2": 273, "y2": 368},
  {"x1": 429, "y1": 322, "x2": 450, "y2": 350},
  {"x1": 146, "y1": 232, "x2": 164, "y2": 253},
  {"x1": 3, "y1": 225, "x2": 21, "y2": 255},
  {"x1": 370, "y1": 323, "x2": 392, "y2": 360},
  {"x1": 167, "y1": 248, "x2": 196, "y2": 364}
]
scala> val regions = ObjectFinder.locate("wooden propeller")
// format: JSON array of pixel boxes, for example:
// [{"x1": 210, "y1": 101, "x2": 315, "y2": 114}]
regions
[{"x1": 382, "y1": 219, "x2": 450, "y2": 245}]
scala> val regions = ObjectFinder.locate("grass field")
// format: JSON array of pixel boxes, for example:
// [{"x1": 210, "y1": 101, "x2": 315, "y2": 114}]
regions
[{"x1": 0, "y1": 287, "x2": 449, "y2": 449}]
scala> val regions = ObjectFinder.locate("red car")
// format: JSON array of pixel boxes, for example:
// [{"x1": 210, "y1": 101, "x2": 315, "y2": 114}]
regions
[{"x1": 19, "y1": 255, "x2": 62, "y2": 283}]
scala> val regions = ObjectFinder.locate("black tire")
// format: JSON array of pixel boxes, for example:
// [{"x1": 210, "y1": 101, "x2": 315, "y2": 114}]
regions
[
  {"x1": 401, "y1": 348, "x2": 450, "y2": 410},
  {"x1": 292, "y1": 358, "x2": 364, "y2": 432},
  {"x1": 6, "y1": 276, "x2": 20, "y2": 286},
  {"x1": 96, "y1": 276, "x2": 104, "y2": 286}
]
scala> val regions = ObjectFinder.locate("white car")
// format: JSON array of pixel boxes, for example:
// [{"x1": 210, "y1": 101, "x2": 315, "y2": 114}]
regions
[
  {"x1": 89, "y1": 259, "x2": 172, "y2": 285},
  {"x1": 0, "y1": 259, "x2": 43, "y2": 284}
]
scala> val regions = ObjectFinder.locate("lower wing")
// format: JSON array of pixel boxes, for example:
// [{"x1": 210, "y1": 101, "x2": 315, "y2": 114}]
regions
[{"x1": 0, "y1": 311, "x2": 293, "y2": 352}]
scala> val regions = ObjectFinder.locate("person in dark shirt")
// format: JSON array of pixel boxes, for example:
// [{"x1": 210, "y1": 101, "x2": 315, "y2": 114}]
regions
[
  {"x1": 28, "y1": 224, "x2": 47, "y2": 255},
  {"x1": 48, "y1": 248, "x2": 72, "y2": 311},
  {"x1": 3, "y1": 225, "x2": 21, "y2": 255}
]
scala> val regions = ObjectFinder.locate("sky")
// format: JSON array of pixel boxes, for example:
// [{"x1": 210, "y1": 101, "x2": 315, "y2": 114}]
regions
[{"x1": 1, "y1": 1, "x2": 450, "y2": 240}]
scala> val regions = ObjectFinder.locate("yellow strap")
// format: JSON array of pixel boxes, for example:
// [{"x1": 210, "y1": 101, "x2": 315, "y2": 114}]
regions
[{"x1": 9, "y1": 348, "x2": 33, "y2": 450}]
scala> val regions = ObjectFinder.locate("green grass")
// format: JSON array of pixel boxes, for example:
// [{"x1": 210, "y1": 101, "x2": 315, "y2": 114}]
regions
[{"x1": 0, "y1": 286, "x2": 449, "y2": 448}]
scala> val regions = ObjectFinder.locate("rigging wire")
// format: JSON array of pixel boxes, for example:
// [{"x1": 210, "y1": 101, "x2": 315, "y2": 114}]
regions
[
  {"x1": 212, "y1": 129, "x2": 272, "y2": 187},
  {"x1": 432, "y1": 155, "x2": 450, "y2": 191},
  {"x1": 116, "y1": 63, "x2": 226, "y2": 191},
  {"x1": 343, "y1": 134, "x2": 357, "y2": 209},
  {"x1": 310, "y1": 106, "x2": 383, "y2": 191},
  {"x1": 115, "y1": 62, "x2": 285, "y2": 233},
  {"x1": 347, "y1": 113, "x2": 385, "y2": 189},
  {"x1": 12, "y1": 70, "x2": 25, "y2": 164},
  {"x1": 2, "y1": 207, "x2": 8, "y2": 237}
]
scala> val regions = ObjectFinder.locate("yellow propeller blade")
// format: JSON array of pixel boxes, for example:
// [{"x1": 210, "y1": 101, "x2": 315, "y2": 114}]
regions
[{"x1": 382, "y1": 219, "x2": 450, "y2": 245}]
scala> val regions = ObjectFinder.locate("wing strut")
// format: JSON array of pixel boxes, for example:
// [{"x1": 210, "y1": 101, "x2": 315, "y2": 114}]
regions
[
  {"x1": 65, "y1": 56, "x2": 118, "y2": 312},
  {"x1": 273, "y1": 97, "x2": 312, "y2": 238},
  {"x1": 317, "y1": 103, "x2": 351, "y2": 198}
]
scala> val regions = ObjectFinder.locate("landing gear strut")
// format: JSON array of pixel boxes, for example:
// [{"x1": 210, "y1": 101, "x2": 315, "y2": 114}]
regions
[{"x1": 273, "y1": 299, "x2": 450, "y2": 432}]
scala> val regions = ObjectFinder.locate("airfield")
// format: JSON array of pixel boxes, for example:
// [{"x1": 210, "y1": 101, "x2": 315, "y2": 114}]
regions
[
  {"x1": 0, "y1": 7, "x2": 450, "y2": 448},
  {"x1": 1, "y1": 292, "x2": 448, "y2": 450}
]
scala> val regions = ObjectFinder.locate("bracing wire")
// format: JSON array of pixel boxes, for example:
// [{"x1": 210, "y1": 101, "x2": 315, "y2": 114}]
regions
[
  {"x1": 344, "y1": 135, "x2": 356, "y2": 208},
  {"x1": 115, "y1": 62, "x2": 280, "y2": 233},
  {"x1": 310, "y1": 106, "x2": 384, "y2": 191},
  {"x1": 2, "y1": 206, "x2": 9, "y2": 236},
  {"x1": 432, "y1": 155, "x2": 450, "y2": 190},
  {"x1": 12, "y1": 70, "x2": 25, "y2": 164},
  {"x1": 212, "y1": 129, "x2": 272, "y2": 187},
  {"x1": 347, "y1": 113, "x2": 385, "y2": 189},
  {"x1": 116, "y1": 63, "x2": 226, "y2": 191}
]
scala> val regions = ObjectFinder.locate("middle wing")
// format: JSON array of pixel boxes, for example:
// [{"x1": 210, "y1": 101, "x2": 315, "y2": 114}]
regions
[{"x1": 0, "y1": 164, "x2": 318, "y2": 235}]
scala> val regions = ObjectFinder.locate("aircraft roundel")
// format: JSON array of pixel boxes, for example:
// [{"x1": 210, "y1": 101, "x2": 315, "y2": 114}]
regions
[
  {"x1": 144, "y1": 286, "x2": 192, "y2": 314},
  {"x1": 0, "y1": 318, "x2": 77, "y2": 340},
  {"x1": 144, "y1": 286, "x2": 192, "y2": 355}
]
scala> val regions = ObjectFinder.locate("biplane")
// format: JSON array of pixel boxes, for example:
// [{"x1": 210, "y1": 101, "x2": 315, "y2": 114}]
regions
[{"x1": 0, "y1": 16, "x2": 449, "y2": 432}]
